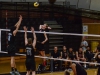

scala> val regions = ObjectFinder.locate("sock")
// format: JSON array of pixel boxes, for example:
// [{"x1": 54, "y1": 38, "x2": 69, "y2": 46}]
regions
[
  {"x1": 84, "y1": 64, "x2": 86, "y2": 68},
  {"x1": 43, "y1": 61, "x2": 46, "y2": 66},
  {"x1": 11, "y1": 67, "x2": 15, "y2": 71},
  {"x1": 15, "y1": 68, "x2": 17, "y2": 71}
]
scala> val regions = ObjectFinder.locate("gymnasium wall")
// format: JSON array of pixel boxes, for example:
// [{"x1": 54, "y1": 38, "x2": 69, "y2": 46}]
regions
[
  {"x1": 0, "y1": 9, "x2": 100, "y2": 54},
  {"x1": 1, "y1": 10, "x2": 100, "y2": 23},
  {"x1": 83, "y1": 23, "x2": 100, "y2": 52},
  {"x1": 68, "y1": 0, "x2": 100, "y2": 11}
]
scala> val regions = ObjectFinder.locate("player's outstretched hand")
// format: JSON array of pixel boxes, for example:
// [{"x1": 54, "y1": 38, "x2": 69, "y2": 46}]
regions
[
  {"x1": 48, "y1": 27, "x2": 51, "y2": 29},
  {"x1": 19, "y1": 15, "x2": 23, "y2": 20}
]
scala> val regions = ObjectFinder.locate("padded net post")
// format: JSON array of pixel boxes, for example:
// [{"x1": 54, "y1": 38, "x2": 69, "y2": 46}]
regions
[{"x1": 0, "y1": 29, "x2": 1, "y2": 52}]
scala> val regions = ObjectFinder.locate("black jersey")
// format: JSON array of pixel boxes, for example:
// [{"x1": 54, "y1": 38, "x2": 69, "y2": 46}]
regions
[
  {"x1": 51, "y1": 51, "x2": 60, "y2": 58},
  {"x1": 37, "y1": 31, "x2": 45, "y2": 42},
  {"x1": 62, "y1": 51, "x2": 67, "y2": 59},
  {"x1": 9, "y1": 32, "x2": 16, "y2": 45},
  {"x1": 68, "y1": 51, "x2": 74, "y2": 58},
  {"x1": 26, "y1": 44, "x2": 35, "y2": 59},
  {"x1": 78, "y1": 51, "x2": 83, "y2": 58},
  {"x1": 9, "y1": 26, "x2": 16, "y2": 45},
  {"x1": 75, "y1": 63, "x2": 87, "y2": 75}
]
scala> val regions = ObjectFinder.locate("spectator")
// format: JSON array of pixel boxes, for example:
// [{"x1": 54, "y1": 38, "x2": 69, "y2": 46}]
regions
[
  {"x1": 51, "y1": 46, "x2": 61, "y2": 71},
  {"x1": 68, "y1": 48, "x2": 75, "y2": 59},
  {"x1": 76, "y1": 47, "x2": 87, "y2": 68},
  {"x1": 81, "y1": 37, "x2": 88, "y2": 52},
  {"x1": 85, "y1": 46, "x2": 94, "y2": 62},
  {"x1": 61, "y1": 46, "x2": 68, "y2": 59},
  {"x1": 61, "y1": 46, "x2": 68, "y2": 68}
]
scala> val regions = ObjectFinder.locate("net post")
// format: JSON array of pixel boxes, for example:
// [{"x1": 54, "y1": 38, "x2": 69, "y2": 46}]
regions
[{"x1": 0, "y1": 29, "x2": 1, "y2": 52}]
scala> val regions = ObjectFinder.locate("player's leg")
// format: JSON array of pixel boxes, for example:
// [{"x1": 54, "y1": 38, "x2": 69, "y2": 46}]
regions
[
  {"x1": 39, "y1": 51, "x2": 43, "y2": 56},
  {"x1": 31, "y1": 60, "x2": 36, "y2": 75},
  {"x1": 26, "y1": 59, "x2": 31, "y2": 75},
  {"x1": 41, "y1": 44, "x2": 46, "y2": 66},
  {"x1": 10, "y1": 56, "x2": 15, "y2": 75},
  {"x1": 32, "y1": 71, "x2": 35, "y2": 75},
  {"x1": 26, "y1": 71, "x2": 30, "y2": 75},
  {"x1": 38, "y1": 43, "x2": 46, "y2": 66},
  {"x1": 11, "y1": 48, "x2": 20, "y2": 75},
  {"x1": 97, "y1": 67, "x2": 100, "y2": 75},
  {"x1": 42, "y1": 51, "x2": 46, "y2": 61}
]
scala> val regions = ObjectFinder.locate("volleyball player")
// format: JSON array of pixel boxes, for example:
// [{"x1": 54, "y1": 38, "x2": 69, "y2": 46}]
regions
[
  {"x1": 67, "y1": 55, "x2": 87, "y2": 75},
  {"x1": 23, "y1": 26, "x2": 36, "y2": 75},
  {"x1": 36, "y1": 24, "x2": 49, "y2": 66},
  {"x1": 7, "y1": 15, "x2": 22, "y2": 75},
  {"x1": 93, "y1": 46, "x2": 100, "y2": 75}
]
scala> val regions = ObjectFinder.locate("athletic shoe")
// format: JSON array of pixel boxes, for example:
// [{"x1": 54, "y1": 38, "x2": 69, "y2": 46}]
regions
[
  {"x1": 15, "y1": 71, "x2": 20, "y2": 75},
  {"x1": 10, "y1": 71, "x2": 15, "y2": 75}
]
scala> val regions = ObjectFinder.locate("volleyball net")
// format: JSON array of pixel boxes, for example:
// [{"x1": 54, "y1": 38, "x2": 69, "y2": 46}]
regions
[{"x1": 0, "y1": 28, "x2": 100, "y2": 65}]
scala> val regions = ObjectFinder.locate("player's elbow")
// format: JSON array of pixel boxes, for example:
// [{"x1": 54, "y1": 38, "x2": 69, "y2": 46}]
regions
[{"x1": 46, "y1": 38, "x2": 48, "y2": 41}]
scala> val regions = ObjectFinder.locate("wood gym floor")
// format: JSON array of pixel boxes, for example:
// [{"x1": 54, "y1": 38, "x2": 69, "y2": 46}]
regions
[{"x1": 0, "y1": 56, "x2": 98, "y2": 75}]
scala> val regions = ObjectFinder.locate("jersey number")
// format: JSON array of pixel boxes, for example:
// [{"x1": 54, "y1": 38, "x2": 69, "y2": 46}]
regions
[{"x1": 27, "y1": 50, "x2": 32, "y2": 56}]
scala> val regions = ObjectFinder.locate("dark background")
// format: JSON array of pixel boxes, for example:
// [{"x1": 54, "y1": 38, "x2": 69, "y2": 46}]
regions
[{"x1": 0, "y1": 2, "x2": 82, "y2": 56}]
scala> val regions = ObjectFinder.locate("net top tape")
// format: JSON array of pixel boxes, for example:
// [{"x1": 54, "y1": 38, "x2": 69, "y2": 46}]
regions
[{"x1": 0, "y1": 29, "x2": 100, "y2": 37}]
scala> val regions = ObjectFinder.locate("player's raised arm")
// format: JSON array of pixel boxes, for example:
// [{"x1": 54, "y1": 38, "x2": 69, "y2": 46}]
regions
[
  {"x1": 41, "y1": 31, "x2": 48, "y2": 44},
  {"x1": 31, "y1": 27, "x2": 36, "y2": 49},
  {"x1": 23, "y1": 26, "x2": 28, "y2": 46},
  {"x1": 13, "y1": 15, "x2": 22, "y2": 35}
]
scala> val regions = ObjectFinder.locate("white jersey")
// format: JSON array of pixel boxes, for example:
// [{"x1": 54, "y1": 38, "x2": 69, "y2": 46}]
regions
[{"x1": 81, "y1": 41, "x2": 88, "y2": 51}]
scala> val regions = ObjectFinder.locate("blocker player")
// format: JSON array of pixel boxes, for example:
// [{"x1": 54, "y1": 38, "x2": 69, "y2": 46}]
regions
[
  {"x1": 7, "y1": 15, "x2": 22, "y2": 75},
  {"x1": 23, "y1": 26, "x2": 36, "y2": 75}
]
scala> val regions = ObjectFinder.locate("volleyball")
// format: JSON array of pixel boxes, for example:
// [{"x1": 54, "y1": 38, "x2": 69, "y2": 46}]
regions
[{"x1": 34, "y1": 2, "x2": 39, "y2": 7}]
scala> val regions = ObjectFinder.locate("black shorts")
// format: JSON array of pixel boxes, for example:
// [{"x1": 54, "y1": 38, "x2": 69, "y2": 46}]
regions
[
  {"x1": 77, "y1": 70, "x2": 87, "y2": 75},
  {"x1": 25, "y1": 59, "x2": 36, "y2": 71},
  {"x1": 7, "y1": 44, "x2": 16, "y2": 56},
  {"x1": 36, "y1": 42, "x2": 44, "y2": 51}
]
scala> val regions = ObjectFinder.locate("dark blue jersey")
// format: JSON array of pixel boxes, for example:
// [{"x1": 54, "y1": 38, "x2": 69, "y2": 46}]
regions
[
  {"x1": 37, "y1": 30, "x2": 45, "y2": 42},
  {"x1": 25, "y1": 44, "x2": 35, "y2": 59},
  {"x1": 9, "y1": 32, "x2": 16, "y2": 45},
  {"x1": 9, "y1": 26, "x2": 16, "y2": 45}
]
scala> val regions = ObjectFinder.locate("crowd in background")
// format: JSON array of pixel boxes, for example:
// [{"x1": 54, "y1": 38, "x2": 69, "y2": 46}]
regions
[{"x1": 50, "y1": 37, "x2": 97, "y2": 71}]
